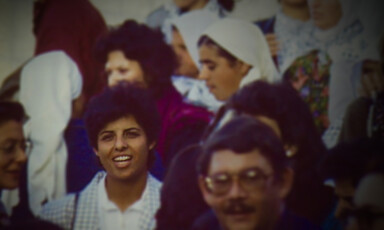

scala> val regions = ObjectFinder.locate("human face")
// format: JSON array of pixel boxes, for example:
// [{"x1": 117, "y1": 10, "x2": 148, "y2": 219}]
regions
[
  {"x1": 334, "y1": 179, "x2": 356, "y2": 223},
  {"x1": 309, "y1": 0, "x2": 342, "y2": 30},
  {"x1": 94, "y1": 116, "x2": 154, "y2": 182},
  {"x1": 0, "y1": 120, "x2": 28, "y2": 189},
  {"x1": 171, "y1": 29, "x2": 199, "y2": 78},
  {"x1": 105, "y1": 50, "x2": 147, "y2": 88},
  {"x1": 347, "y1": 174, "x2": 384, "y2": 230},
  {"x1": 199, "y1": 44, "x2": 248, "y2": 101},
  {"x1": 199, "y1": 149, "x2": 291, "y2": 230}
]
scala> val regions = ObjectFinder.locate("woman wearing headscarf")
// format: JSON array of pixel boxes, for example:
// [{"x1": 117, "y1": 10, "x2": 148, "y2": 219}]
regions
[
  {"x1": 283, "y1": 0, "x2": 381, "y2": 147},
  {"x1": 146, "y1": 0, "x2": 234, "y2": 43},
  {"x1": 198, "y1": 18, "x2": 280, "y2": 102},
  {"x1": 170, "y1": 10, "x2": 223, "y2": 112}
]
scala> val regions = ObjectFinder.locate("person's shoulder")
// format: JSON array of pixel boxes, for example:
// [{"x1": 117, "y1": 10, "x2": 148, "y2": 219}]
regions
[
  {"x1": 39, "y1": 193, "x2": 77, "y2": 229},
  {"x1": 191, "y1": 210, "x2": 221, "y2": 230},
  {"x1": 277, "y1": 210, "x2": 321, "y2": 230}
]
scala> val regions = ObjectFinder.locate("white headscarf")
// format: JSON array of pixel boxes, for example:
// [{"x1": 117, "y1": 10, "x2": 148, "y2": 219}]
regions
[
  {"x1": 305, "y1": 0, "x2": 380, "y2": 62},
  {"x1": 170, "y1": 10, "x2": 220, "y2": 68},
  {"x1": 170, "y1": 10, "x2": 224, "y2": 111},
  {"x1": 201, "y1": 18, "x2": 280, "y2": 88}
]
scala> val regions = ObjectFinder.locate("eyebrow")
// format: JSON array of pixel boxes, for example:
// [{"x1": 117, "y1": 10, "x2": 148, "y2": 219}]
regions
[
  {"x1": 199, "y1": 59, "x2": 215, "y2": 65},
  {"x1": 98, "y1": 127, "x2": 141, "y2": 136}
]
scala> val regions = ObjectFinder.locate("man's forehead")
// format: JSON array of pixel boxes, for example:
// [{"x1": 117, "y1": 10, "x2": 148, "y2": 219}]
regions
[{"x1": 208, "y1": 149, "x2": 273, "y2": 175}]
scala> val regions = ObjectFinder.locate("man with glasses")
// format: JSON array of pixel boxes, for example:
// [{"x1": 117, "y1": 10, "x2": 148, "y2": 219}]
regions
[
  {"x1": 0, "y1": 101, "x2": 29, "y2": 227},
  {"x1": 195, "y1": 116, "x2": 319, "y2": 230}
]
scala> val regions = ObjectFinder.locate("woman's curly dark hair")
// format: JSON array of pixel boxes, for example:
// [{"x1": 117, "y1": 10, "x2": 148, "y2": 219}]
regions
[{"x1": 95, "y1": 19, "x2": 177, "y2": 98}]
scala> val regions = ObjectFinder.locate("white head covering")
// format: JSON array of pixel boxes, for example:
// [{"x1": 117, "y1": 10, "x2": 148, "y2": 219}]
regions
[
  {"x1": 201, "y1": 18, "x2": 280, "y2": 87},
  {"x1": 305, "y1": 0, "x2": 380, "y2": 62},
  {"x1": 170, "y1": 10, "x2": 220, "y2": 68}
]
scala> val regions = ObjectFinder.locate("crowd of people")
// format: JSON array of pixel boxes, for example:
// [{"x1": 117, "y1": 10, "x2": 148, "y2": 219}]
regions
[{"x1": 0, "y1": 0, "x2": 383, "y2": 229}]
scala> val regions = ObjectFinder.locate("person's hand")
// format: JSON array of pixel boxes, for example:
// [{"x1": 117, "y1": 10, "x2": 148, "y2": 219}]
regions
[
  {"x1": 265, "y1": 33, "x2": 280, "y2": 57},
  {"x1": 359, "y1": 60, "x2": 384, "y2": 99}
]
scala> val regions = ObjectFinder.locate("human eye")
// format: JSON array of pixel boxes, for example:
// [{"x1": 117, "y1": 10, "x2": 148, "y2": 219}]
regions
[
  {"x1": 212, "y1": 173, "x2": 230, "y2": 185},
  {"x1": 100, "y1": 133, "x2": 114, "y2": 142},
  {"x1": 118, "y1": 68, "x2": 129, "y2": 75},
  {"x1": 207, "y1": 64, "x2": 216, "y2": 71},
  {"x1": 124, "y1": 129, "x2": 140, "y2": 138},
  {"x1": 0, "y1": 142, "x2": 16, "y2": 154},
  {"x1": 242, "y1": 168, "x2": 265, "y2": 183}
]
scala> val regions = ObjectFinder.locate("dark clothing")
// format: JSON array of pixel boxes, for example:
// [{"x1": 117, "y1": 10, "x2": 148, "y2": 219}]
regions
[
  {"x1": 155, "y1": 86, "x2": 212, "y2": 167},
  {"x1": 192, "y1": 209, "x2": 320, "y2": 230},
  {"x1": 156, "y1": 145, "x2": 209, "y2": 230},
  {"x1": 255, "y1": 17, "x2": 276, "y2": 34},
  {"x1": 339, "y1": 92, "x2": 384, "y2": 142}
]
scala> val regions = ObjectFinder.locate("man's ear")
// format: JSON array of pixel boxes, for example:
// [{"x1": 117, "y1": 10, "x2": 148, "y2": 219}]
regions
[
  {"x1": 198, "y1": 175, "x2": 211, "y2": 203},
  {"x1": 278, "y1": 168, "x2": 294, "y2": 199}
]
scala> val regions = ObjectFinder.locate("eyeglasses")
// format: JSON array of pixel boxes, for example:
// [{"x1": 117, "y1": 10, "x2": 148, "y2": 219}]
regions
[
  {"x1": 0, "y1": 139, "x2": 32, "y2": 157},
  {"x1": 204, "y1": 167, "x2": 274, "y2": 196}
]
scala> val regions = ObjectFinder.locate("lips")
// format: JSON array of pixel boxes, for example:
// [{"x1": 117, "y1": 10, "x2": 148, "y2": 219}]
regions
[{"x1": 112, "y1": 155, "x2": 132, "y2": 168}]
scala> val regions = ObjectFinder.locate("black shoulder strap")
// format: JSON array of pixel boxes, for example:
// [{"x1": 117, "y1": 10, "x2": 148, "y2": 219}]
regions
[{"x1": 71, "y1": 192, "x2": 80, "y2": 230}]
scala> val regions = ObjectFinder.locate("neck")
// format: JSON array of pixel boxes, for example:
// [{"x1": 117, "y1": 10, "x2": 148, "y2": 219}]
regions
[
  {"x1": 105, "y1": 172, "x2": 147, "y2": 212},
  {"x1": 281, "y1": 2, "x2": 310, "y2": 22}
]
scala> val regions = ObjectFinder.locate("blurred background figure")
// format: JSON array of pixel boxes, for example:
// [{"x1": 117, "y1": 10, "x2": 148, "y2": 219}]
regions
[
  {"x1": 255, "y1": 0, "x2": 311, "y2": 74},
  {"x1": 95, "y1": 20, "x2": 212, "y2": 169},
  {"x1": 319, "y1": 138, "x2": 384, "y2": 229},
  {"x1": 346, "y1": 173, "x2": 384, "y2": 230},
  {"x1": 15, "y1": 0, "x2": 108, "y2": 217},
  {"x1": 146, "y1": 0, "x2": 234, "y2": 43},
  {"x1": 282, "y1": 0, "x2": 382, "y2": 148},
  {"x1": 198, "y1": 18, "x2": 279, "y2": 102},
  {"x1": 170, "y1": 10, "x2": 223, "y2": 112},
  {"x1": 0, "y1": 102, "x2": 28, "y2": 228}
]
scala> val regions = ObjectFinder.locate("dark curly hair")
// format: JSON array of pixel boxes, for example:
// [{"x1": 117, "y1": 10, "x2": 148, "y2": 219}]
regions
[
  {"x1": 224, "y1": 81, "x2": 332, "y2": 223},
  {"x1": 95, "y1": 19, "x2": 177, "y2": 98},
  {"x1": 84, "y1": 83, "x2": 161, "y2": 167},
  {"x1": 198, "y1": 116, "x2": 289, "y2": 180},
  {"x1": 0, "y1": 101, "x2": 27, "y2": 125}
]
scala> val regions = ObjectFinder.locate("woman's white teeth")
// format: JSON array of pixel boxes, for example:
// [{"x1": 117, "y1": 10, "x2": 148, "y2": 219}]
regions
[{"x1": 113, "y1": 156, "x2": 131, "y2": 161}]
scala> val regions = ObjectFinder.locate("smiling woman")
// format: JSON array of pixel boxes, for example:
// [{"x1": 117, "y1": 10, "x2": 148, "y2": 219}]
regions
[
  {"x1": 39, "y1": 84, "x2": 163, "y2": 230},
  {"x1": 0, "y1": 101, "x2": 28, "y2": 228}
]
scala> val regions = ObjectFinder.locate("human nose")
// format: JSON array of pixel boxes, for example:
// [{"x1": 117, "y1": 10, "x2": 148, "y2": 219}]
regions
[
  {"x1": 227, "y1": 177, "x2": 247, "y2": 199},
  {"x1": 114, "y1": 135, "x2": 128, "y2": 151},
  {"x1": 198, "y1": 66, "x2": 210, "y2": 80},
  {"x1": 108, "y1": 71, "x2": 121, "y2": 87},
  {"x1": 15, "y1": 144, "x2": 27, "y2": 165}
]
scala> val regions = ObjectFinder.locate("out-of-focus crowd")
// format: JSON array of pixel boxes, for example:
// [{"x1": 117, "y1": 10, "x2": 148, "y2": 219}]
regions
[{"x1": 0, "y1": 0, "x2": 383, "y2": 229}]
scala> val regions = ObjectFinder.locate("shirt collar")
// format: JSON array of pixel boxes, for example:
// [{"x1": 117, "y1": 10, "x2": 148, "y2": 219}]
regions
[{"x1": 98, "y1": 173, "x2": 149, "y2": 213}]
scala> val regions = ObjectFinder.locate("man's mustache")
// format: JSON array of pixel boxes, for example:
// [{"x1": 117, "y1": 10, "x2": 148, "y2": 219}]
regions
[{"x1": 223, "y1": 200, "x2": 255, "y2": 215}]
